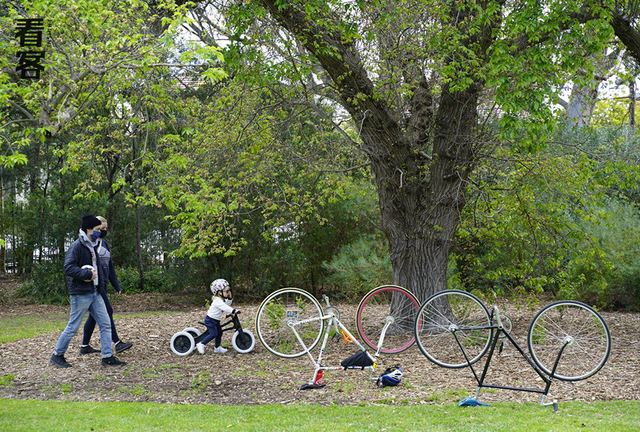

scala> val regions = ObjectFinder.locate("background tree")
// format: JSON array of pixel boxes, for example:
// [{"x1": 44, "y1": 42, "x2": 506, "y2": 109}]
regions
[
  {"x1": 188, "y1": 0, "x2": 615, "y2": 301},
  {"x1": 4, "y1": 0, "x2": 640, "y2": 311}
]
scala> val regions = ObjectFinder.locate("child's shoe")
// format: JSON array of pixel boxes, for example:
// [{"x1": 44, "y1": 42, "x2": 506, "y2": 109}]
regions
[
  {"x1": 196, "y1": 343, "x2": 206, "y2": 354},
  {"x1": 214, "y1": 346, "x2": 228, "y2": 354}
]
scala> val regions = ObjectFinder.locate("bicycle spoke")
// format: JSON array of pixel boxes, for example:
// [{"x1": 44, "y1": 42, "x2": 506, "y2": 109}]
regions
[
  {"x1": 415, "y1": 290, "x2": 492, "y2": 369},
  {"x1": 528, "y1": 301, "x2": 611, "y2": 381}
]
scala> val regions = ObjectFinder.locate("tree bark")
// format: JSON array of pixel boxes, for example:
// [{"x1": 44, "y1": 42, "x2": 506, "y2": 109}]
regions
[{"x1": 256, "y1": 0, "x2": 481, "y2": 301}]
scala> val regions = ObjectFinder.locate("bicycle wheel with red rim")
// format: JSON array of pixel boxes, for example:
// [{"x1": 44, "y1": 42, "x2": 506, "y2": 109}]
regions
[{"x1": 356, "y1": 285, "x2": 420, "y2": 354}]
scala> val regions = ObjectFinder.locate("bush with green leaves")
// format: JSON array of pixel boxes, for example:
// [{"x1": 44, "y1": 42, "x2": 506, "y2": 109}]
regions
[
  {"x1": 116, "y1": 266, "x2": 180, "y2": 294},
  {"x1": 558, "y1": 199, "x2": 640, "y2": 310},
  {"x1": 453, "y1": 128, "x2": 640, "y2": 310},
  {"x1": 323, "y1": 234, "x2": 393, "y2": 301},
  {"x1": 16, "y1": 260, "x2": 68, "y2": 305}
]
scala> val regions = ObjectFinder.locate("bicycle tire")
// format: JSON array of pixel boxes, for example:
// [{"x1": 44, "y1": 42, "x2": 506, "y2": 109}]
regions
[
  {"x1": 414, "y1": 289, "x2": 493, "y2": 368},
  {"x1": 356, "y1": 285, "x2": 420, "y2": 354},
  {"x1": 528, "y1": 300, "x2": 611, "y2": 381},
  {"x1": 170, "y1": 331, "x2": 195, "y2": 356},
  {"x1": 232, "y1": 329, "x2": 256, "y2": 354},
  {"x1": 255, "y1": 287, "x2": 325, "y2": 358}
]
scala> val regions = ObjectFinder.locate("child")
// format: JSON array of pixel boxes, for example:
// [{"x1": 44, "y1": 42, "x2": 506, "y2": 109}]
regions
[{"x1": 196, "y1": 279, "x2": 239, "y2": 354}]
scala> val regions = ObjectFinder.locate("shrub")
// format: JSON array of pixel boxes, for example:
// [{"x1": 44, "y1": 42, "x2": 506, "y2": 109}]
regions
[
  {"x1": 557, "y1": 200, "x2": 640, "y2": 310},
  {"x1": 116, "y1": 266, "x2": 180, "y2": 294},
  {"x1": 323, "y1": 234, "x2": 393, "y2": 301},
  {"x1": 116, "y1": 266, "x2": 142, "y2": 293},
  {"x1": 16, "y1": 260, "x2": 68, "y2": 305}
]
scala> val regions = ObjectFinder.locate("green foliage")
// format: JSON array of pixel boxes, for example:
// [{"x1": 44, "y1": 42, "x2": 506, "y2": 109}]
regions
[
  {"x1": 454, "y1": 126, "x2": 640, "y2": 310},
  {"x1": 224, "y1": 177, "x2": 383, "y2": 301},
  {"x1": 116, "y1": 267, "x2": 178, "y2": 294},
  {"x1": 15, "y1": 260, "x2": 68, "y2": 305},
  {"x1": 323, "y1": 234, "x2": 393, "y2": 301},
  {"x1": 3, "y1": 0, "x2": 639, "y2": 311},
  {"x1": 558, "y1": 199, "x2": 640, "y2": 309},
  {"x1": 592, "y1": 99, "x2": 637, "y2": 127},
  {"x1": 0, "y1": 375, "x2": 14, "y2": 386}
]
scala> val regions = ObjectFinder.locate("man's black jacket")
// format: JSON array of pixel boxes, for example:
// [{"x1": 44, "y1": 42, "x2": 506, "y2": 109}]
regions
[{"x1": 63, "y1": 237, "x2": 106, "y2": 295}]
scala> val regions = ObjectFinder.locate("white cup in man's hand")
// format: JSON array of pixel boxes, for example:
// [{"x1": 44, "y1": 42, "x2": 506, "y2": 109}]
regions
[{"x1": 81, "y1": 265, "x2": 96, "y2": 282}]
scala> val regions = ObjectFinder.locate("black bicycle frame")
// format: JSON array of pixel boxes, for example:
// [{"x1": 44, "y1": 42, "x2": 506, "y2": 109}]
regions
[
  {"x1": 195, "y1": 313, "x2": 245, "y2": 344},
  {"x1": 452, "y1": 309, "x2": 569, "y2": 408}
]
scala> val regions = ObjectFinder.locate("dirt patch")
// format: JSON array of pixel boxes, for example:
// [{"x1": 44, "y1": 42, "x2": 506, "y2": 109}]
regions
[{"x1": 0, "y1": 288, "x2": 638, "y2": 406}]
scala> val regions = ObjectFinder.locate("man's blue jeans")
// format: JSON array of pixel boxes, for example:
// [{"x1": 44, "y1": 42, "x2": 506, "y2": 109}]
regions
[{"x1": 54, "y1": 291, "x2": 113, "y2": 358}]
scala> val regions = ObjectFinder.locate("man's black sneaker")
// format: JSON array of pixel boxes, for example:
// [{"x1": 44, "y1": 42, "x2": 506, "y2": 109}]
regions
[
  {"x1": 115, "y1": 341, "x2": 133, "y2": 353},
  {"x1": 102, "y1": 356, "x2": 127, "y2": 367},
  {"x1": 50, "y1": 354, "x2": 72, "y2": 368},
  {"x1": 79, "y1": 345, "x2": 100, "y2": 355}
]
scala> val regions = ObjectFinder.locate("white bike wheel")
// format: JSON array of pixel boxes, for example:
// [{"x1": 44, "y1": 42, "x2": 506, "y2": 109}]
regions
[
  {"x1": 232, "y1": 329, "x2": 256, "y2": 353},
  {"x1": 255, "y1": 288, "x2": 324, "y2": 358},
  {"x1": 170, "y1": 331, "x2": 195, "y2": 356}
]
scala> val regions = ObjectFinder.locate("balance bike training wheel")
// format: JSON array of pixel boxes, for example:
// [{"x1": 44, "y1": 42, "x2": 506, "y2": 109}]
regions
[{"x1": 183, "y1": 327, "x2": 202, "y2": 338}]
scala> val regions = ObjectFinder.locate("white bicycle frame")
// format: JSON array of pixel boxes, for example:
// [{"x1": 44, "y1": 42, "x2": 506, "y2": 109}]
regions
[{"x1": 288, "y1": 295, "x2": 395, "y2": 386}]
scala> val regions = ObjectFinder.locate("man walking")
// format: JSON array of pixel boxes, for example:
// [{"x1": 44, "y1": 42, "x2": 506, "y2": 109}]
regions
[{"x1": 50, "y1": 214, "x2": 126, "y2": 368}]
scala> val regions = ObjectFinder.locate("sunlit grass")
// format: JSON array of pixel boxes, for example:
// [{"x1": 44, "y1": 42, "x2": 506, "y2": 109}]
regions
[
  {"x1": 0, "y1": 311, "x2": 177, "y2": 344},
  {"x1": 1, "y1": 399, "x2": 639, "y2": 431}
]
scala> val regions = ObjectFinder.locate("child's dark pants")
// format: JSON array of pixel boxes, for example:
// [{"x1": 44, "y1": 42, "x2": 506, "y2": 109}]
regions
[{"x1": 201, "y1": 316, "x2": 222, "y2": 347}]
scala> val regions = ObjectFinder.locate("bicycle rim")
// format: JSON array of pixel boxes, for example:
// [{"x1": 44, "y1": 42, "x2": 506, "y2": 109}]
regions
[
  {"x1": 528, "y1": 300, "x2": 611, "y2": 381},
  {"x1": 356, "y1": 285, "x2": 419, "y2": 354},
  {"x1": 414, "y1": 290, "x2": 492, "y2": 368},
  {"x1": 255, "y1": 288, "x2": 324, "y2": 358}
]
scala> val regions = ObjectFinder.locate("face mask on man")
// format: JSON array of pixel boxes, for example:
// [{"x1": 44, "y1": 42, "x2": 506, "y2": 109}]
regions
[{"x1": 90, "y1": 230, "x2": 101, "y2": 241}]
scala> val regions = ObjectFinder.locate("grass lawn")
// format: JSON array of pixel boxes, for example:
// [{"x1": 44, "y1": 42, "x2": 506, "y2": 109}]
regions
[
  {"x1": 1, "y1": 398, "x2": 639, "y2": 431},
  {"x1": 0, "y1": 311, "x2": 176, "y2": 343},
  {"x1": 2, "y1": 308, "x2": 637, "y2": 431}
]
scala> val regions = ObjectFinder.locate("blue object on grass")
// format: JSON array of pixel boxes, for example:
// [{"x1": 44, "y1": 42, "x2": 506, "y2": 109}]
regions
[{"x1": 458, "y1": 397, "x2": 490, "y2": 407}]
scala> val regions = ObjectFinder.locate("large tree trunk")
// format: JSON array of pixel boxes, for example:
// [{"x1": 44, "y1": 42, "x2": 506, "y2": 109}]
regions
[
  {"x1": 256, "y1": 0, "x2": 482, "y2": 302},
  {"x1": 371, "y1": 88, "x2": 477, "y2": 302}
]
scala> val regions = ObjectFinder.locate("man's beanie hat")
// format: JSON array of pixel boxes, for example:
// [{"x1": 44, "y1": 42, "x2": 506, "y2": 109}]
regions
[{"x1": 81, "y1": 214, "x2": 101, "y2": 231}]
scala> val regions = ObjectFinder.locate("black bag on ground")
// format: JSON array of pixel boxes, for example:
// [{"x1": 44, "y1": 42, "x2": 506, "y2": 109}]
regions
[{"x1": 341, "y1": 351, "x2": 374, "y2": 369}]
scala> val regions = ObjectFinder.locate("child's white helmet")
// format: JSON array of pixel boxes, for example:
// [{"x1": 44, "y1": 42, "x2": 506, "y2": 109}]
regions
[{"x1": 210, "y1": 278, "x2": 230, "y2": 296}]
